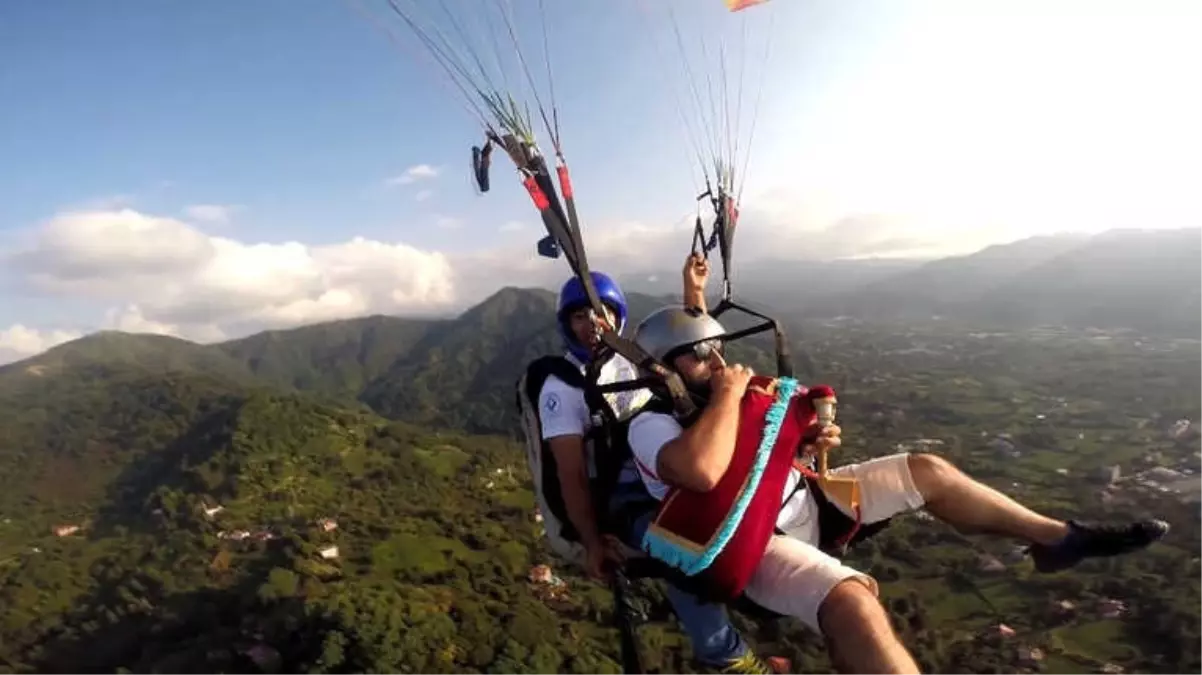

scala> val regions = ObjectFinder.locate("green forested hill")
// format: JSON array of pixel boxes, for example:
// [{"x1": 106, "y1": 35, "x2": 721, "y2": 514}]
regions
[
  {"x1": 1, "y1": 390, "x2": 640, "y2": 672},
  {"x1": 215, "y1": 313, "x2": 437, "y2": 397},
  {"x1": 0, "y1": 286, "x2": 787, "y2": 439},
  {"x1": 0, "y1": 288, "x2": 1198, "y2": 673}
]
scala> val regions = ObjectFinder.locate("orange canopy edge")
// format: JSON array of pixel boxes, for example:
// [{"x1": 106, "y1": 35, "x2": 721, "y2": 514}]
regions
[{"x1": 725, "y1": 0, "x2": 771, "y2": 12}]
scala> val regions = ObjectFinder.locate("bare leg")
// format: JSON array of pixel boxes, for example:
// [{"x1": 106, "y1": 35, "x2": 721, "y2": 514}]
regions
[
  {"x1": 907, "y1": 453, "x2": 1069, "y2": 545},
  {"x1": 819, "y1": 579, "x2": 921, "y2": 674}
]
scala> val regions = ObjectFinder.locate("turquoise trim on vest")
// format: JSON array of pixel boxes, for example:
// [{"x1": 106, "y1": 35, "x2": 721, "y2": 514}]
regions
[{"x1": 641, "y1": 377, "x2": 800, "y2": 575}]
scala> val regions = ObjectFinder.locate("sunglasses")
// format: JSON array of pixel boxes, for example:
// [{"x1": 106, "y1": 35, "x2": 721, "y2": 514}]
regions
[
  {"x1": 664, "y1": 337, "x2": 724, "y2": 364},
  {"x1": 697, "y1": 333, "x2": 721, "y2": 357}
]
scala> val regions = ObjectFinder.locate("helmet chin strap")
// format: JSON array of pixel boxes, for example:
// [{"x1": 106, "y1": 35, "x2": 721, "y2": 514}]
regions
[
  {"x1": 587, "y1": 339, "x2": 615, "y2": 365},
  {"x1": 686, "y1": 381, "x2": 711, "y2": 403},
  {"x1": 661, "y1": 364, "x2": 711, "y2": 420},
  {"x1": 676, "y1": 382, "x2": 709, "y2": 426}
]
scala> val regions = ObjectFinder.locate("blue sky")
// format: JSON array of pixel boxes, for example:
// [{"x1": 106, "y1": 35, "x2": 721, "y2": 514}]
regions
[
  {"x1": 0, "y1": 0, "x2": 753, "y2": 248},
  {"x1": 1, "y1": 0, "x2": 1199, "y2": 361}
]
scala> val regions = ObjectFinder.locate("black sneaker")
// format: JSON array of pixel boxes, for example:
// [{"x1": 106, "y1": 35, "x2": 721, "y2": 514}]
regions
[{"x1": 1028, "y1": 518, "x2": 1170, "y2": 573}]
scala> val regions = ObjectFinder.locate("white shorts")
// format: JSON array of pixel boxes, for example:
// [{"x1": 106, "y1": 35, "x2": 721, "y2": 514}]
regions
[{"x1": 742, "y1": 453, "x2": 926, "y2": 632}]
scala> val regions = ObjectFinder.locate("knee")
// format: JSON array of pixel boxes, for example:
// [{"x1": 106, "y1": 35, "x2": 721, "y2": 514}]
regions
[
  {"x1": 816, "y1": 576, "x2": 888, "y2": 639},
  {"x1": 907, "y1": 452, "x2": 952, "y2": 475},
  {"x1": 906, "y1": 453, "x2": 958, "y2": 494}
]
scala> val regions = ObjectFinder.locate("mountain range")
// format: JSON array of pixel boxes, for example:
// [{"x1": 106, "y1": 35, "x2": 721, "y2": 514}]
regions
[
  {"x1": 1, "y1": 227, "x2": 1196, "y2": 511},
  {"x1": 621, "y1": 227, "x2": 1200, "y2": 337},
  {"x1": 0, "y1": 288, "x2": 684, "y2": 438},
  {"x1": 0, "y1": 226, "x2": 1198, "y2": 673}
]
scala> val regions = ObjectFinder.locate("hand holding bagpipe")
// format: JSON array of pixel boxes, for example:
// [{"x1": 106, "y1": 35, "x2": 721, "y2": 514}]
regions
[{"x1": 799, "y1": 385, "x2": 861, "y2": 513}]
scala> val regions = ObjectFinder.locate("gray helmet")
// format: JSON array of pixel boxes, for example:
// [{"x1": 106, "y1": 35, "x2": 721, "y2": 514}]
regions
[{"x1": 632, "y1": 305, "x2": 727, "y2": 364}]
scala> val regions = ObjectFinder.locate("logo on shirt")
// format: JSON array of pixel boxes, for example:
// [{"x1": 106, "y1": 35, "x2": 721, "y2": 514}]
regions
[
  {"x1": 601, "y1": 357, "x2": 650, "y2": 420},
  {"x1": 543, "y1": 393, "x2": 561, "y2": 416}
]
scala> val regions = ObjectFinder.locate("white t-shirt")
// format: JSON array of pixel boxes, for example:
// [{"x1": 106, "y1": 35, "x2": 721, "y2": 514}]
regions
[
  {"x1": 626, "y1": 410, "x2": 810, "y2": 530},
  {"x1": 537, "y1": 352, "x2": 651, "y2": 481}
]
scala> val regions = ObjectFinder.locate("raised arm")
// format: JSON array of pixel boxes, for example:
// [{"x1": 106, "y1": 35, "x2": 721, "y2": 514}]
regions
[{"x1": 682, "y1": 253, "x2": 710, "y2": 314}]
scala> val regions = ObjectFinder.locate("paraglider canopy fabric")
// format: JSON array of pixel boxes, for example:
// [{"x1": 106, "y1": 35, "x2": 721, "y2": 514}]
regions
[{"x1": 726, "y1": 0, "x2": 772, "y2": 11}]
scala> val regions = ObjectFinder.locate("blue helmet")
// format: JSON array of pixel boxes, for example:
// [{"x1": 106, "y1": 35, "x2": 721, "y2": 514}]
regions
[{"x1": 557, "y1": 272, "x2": 628, "y2": 362}]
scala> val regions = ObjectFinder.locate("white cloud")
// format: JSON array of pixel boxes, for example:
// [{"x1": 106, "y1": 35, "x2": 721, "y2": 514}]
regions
[
  {"x1": 103, "y1": 304, "x2": 230, "y2": 342},
  {"x1": 182, "y1": 204, "x2": 239, "y2": 224},
  {"x1": 0, "y1": 188, "x2": 1069, "y2": 365},
  {"x1": 499, "y1": 220, "x2": 526, "y2": 233},
  {"x1": 10, "y1": 209, "x2": 216, "y2": 294},
  {"x1": 106, "y1": 305, "x2": 181, "y2": 336},
  {"x1": 0, "y1": 208, "x2": 460, "y2": 362},
  {"x1": 445, "y1": 193, "x2": 996, "y2": 301},
  {"x1": 414, "y1": 189, "x2": 433, "y2": 202},
  {"x1": 0, "y1": 206, "x2": 691, "y2": 365},
  {"x1": 386, "y1": 164, "x2": 440, "y2": 186},
  {"x1": 0, "y1": 324, "x2": 82, "y2": 364}
]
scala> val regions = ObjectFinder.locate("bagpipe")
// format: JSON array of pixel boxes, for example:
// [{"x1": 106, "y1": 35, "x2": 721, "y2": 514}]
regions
[{"x1": 641, "y1": 381, "x2": 861, "y2": 600}]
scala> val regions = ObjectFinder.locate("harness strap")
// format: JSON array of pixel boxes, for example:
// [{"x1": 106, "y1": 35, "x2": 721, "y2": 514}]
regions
[
  {"x1": 793, "y1": 459, "x2": 864, "y2": 555},
  {"x1": 631, "y1": 454, "x2": 660, "y2": 482},
  {"x1": 712, "y1": 298, "x2": 794, "y2": 379}
]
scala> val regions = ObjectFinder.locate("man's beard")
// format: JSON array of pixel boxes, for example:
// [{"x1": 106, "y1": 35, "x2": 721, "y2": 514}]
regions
[{"x1": 684, "y1": 377, "x2": 713, "y2": 405}]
